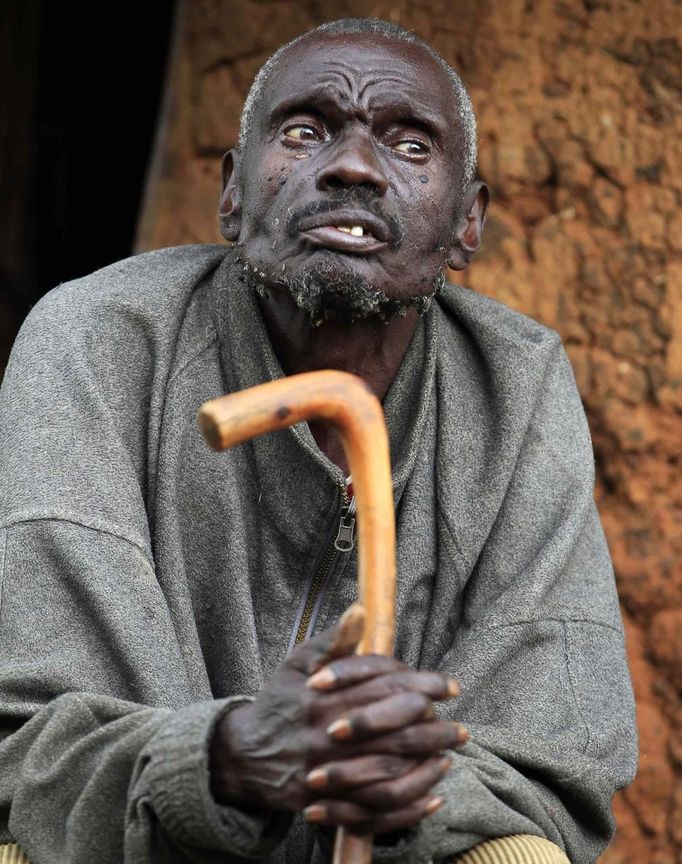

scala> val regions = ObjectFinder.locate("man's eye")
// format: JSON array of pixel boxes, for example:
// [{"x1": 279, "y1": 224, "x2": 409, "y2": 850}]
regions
[
  {"x1": 283, "y1": 124, "x2": 321, "y2": 142},
  {"x1": 393, "y1": 140, "x2": 428, "y2": 156}
]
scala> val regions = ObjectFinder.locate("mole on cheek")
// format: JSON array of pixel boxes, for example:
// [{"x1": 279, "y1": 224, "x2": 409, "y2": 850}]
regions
[{"x1": 419, "y1": 174, "x2": 429, "y2": 184}]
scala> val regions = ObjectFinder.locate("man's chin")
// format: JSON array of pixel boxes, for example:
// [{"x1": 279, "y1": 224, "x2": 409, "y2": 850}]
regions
[{"x1": 235, "y1": 247, "x2": 443, "y2": 327}]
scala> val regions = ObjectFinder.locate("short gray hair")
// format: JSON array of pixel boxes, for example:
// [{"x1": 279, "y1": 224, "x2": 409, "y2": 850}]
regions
[{"x1": 237, "y1": 18, "x2": 478, "y2": 190}]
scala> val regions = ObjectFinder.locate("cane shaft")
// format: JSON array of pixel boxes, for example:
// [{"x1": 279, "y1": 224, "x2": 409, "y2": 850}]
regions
[{"x1": 198, "y1": 371, "x2": 396, "y2": 864}]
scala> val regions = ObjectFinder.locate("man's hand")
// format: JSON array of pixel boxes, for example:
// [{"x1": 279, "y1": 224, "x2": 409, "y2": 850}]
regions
[{"x1": 210, "y1": 604, "x2": 467, "y2": 834}]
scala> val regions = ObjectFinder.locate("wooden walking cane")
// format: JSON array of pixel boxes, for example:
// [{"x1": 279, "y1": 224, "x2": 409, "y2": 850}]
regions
[{"x1": 197, "y1": 369, "x2": 396, "y2": 864}]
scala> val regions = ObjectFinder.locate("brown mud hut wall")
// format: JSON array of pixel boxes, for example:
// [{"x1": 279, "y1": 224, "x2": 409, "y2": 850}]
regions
[{"x1": 136, "y1": 1, "x2": 682, "y2": 861}]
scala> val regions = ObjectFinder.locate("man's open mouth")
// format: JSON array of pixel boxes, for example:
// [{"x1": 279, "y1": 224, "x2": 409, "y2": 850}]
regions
[{"x1": 297, "y1": 210, "x2": 391, "y2": 254}]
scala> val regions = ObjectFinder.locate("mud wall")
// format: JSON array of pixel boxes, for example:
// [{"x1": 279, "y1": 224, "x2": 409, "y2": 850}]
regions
[{"x1": 136, "y1": 2, "x2": 682, "y2": 860}]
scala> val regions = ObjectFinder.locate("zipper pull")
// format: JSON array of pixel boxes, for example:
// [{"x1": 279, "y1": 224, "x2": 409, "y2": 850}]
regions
[{"x1": 334, "y1": 497, "x2": 356, "y2": 552}]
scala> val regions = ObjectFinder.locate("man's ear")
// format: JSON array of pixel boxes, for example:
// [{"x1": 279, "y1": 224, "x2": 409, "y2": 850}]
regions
[
  {"x1": 446, "y1": 181, "x2": 489, "y2": 271},
  {"x1": 218, "y1": 148, "x2": 241, "y2": 242}
]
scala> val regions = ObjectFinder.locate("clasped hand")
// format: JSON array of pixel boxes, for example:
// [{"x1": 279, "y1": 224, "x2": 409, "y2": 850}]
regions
[{"x1": 210, "y1": 604, "x2": 467, "y2": 835}]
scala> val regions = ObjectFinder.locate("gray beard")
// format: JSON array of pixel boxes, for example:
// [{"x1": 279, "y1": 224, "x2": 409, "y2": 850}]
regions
[{"x1": 234, "y1": 247, "x2": 445, "y2": 326}]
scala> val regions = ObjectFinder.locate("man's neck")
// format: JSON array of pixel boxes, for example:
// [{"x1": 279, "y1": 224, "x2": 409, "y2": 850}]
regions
[{"x1": 255, "y1": 290, "x2": 421, "y2": 476}]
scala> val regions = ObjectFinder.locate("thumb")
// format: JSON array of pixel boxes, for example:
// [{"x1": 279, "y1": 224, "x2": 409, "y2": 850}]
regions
[{"x1": 288, "y1": 602, "x2": 366, "y2": 675}]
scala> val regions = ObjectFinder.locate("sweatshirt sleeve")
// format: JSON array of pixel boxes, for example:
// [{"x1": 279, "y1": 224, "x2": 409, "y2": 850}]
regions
[
  {"x1": 0, "y1": 524, "x2": 292, "y2": 864},
  {"x1": 371, "y1": 341, "x2": 638, "y2": 864},
  {"x1": 0, "y1": 285, "x2": 293, "y2": 862}
]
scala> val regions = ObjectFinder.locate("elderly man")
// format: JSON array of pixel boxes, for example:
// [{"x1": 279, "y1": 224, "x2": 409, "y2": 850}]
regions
[{"x1": 0, "y1": 17, "x2": 636, "y2": 864}]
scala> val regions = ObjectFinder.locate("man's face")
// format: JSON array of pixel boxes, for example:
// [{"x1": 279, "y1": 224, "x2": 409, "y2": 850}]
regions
[{"x1": 223, "y1": 33, "x2": 468, "y2": 323}]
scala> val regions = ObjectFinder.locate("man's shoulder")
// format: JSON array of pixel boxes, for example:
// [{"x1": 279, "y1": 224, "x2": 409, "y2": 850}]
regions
[
  {"x1": 11, "y1": 244, "x2": 231, "y2": 376},
  {"x1": 436, "y1": 281, "x2": 560, "y2": 355},
  {"x1": 435, "y1": 281, "x2": 565, "y2": 393},
  {"x1": 34, "y1": 243, "x2": 229, "y2": 322},
  {"x1": 433, "y1": 281, "x2": 584, "y2": 449},
  {"x1": 5, "y1": 244, "x2": 232, "y2": 404}
]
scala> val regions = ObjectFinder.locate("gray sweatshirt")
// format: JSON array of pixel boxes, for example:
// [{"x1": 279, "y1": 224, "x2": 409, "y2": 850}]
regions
[{"x1": 0, "y1": 244, "x2": 637, "y2": 864}]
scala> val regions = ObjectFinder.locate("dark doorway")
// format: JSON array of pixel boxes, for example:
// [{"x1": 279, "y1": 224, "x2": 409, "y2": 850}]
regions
[{"x1": 1, "y1": 1, "x2": 176, "y2": 374}]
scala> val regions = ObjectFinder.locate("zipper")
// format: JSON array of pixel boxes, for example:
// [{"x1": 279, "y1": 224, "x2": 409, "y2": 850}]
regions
[
  {"x1": 334, "y1": 490, "x2": 357, "y2": 552},
  {"x1": 291, "y1": 483, "x2": 356, "y2": 648}
]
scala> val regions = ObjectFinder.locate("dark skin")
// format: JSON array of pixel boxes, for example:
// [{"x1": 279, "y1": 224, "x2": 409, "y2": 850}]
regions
[{"x1": 212, "y1": 32, "x2": 488, "y2": 834}]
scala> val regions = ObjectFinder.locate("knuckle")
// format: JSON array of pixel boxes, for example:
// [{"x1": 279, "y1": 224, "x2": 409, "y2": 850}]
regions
[
  {"x1": 444, "y1": 722, "x2": 461, "y2": 746},
  {"x1": 399, "y1": 725, "x2": 423, "y2": 750},
  {"x1": 345, "y1": 808, "x2": 372, "y2": 828},
  {"x1": 428, "y1": 755, "x2": 447, "y2": 778},
  {"x1": 380, "y1": 676, "x2": 404, "y2": 697},
  {"x1": 412, "y1": 671, "x2": 443, "y2": 695},
  {"x1": 308, "y1": 728, "x2": 333, "y2": 762},
  {"x1": 427, "y1": 672, "x2": 448, "y2": 694},
  {"x1": 347, "y1": 655, "x2": 374, "y2": 675},
  {"x1": 407, "y1": 691, "x2": 430, "y2": 712},
  {"x1": 377, "y1": 755, "x2": 407, "y2": 777},
  {"x1": 362, "y1": 669, "x2": 408, "y2": 699},
  {"x1": 372, "y1": 786, "x2": 401, "y2": 809},
  {"x1": 371, "y1": 810, "x2": 422, "y2": 834},
  {"x1": 324, "y1": 763, "x2": 340, "y2": 785},
  {"x1": 383, "y1": 671, "x2": 438, "y2": 704},
  {"x1": 428, "y1": 719, "x2": 451, "y2": 744},
  {"x1": 356, "y1": 655, "x2": 389, "y2": 676},
  {"x1": 349, "y1": 711, "x2": 369, "y2": 735}
]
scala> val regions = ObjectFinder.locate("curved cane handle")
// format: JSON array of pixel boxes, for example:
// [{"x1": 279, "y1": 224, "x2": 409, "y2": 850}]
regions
[{"x1": 198, "y1": 370, "x2": 397, "y2": 863}]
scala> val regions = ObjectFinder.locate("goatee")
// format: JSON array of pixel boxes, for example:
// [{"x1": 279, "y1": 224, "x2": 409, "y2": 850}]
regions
[{"x1": 234, "y1": 246, "x2": 445, "y2": 327}]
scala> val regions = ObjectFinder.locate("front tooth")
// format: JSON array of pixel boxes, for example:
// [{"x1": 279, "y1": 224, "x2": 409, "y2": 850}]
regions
[
  {"x1": 350, "y1": 226, "x2": 364, "y2": 237},
  {"x1": 337, "y1": 226, "x2": 352, "y2": 234}
]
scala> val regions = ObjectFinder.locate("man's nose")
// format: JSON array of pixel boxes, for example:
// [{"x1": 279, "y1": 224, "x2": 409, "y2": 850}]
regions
[{"x1": 315, "y1": 130, "x2": 389, "y2": 196}]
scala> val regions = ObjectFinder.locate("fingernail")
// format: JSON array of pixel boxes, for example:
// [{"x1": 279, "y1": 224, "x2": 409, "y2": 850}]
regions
[
  {"x1": 340, "y1": 602, "x2": 366, "y2": 632},
  {"x1": 454, "y1": 723, "x2": 469, "y2": 744},
  {"x1": 425, "y1": 796, "x2": 444, "y2": 815},
  {"x1": 306, "y1": 768, "x2": 328, "y2": 790},
  {"x1": 327, "y1": 717, "x2": 353, "y2": 740},
  {"x1": 304, "y1": 804, "x2": 327, "y2": 822},
  {"x1": 440, "y1": 755, "x2": 453, "y2": 773},
  {"x1": 307, "y1": 667, "x2": 336, "y2": 690},
  {"x1": 337, "y1": 603, "x2": 366, "y2": 645},
  {"x1": 446, "y1": 678, "x2": 460, "y2": 697}
]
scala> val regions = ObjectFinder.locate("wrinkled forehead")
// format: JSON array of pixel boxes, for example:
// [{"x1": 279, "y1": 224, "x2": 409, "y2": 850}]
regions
[{"x1": 258, "y1": 32, "x2": 459, "y2": 128}]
